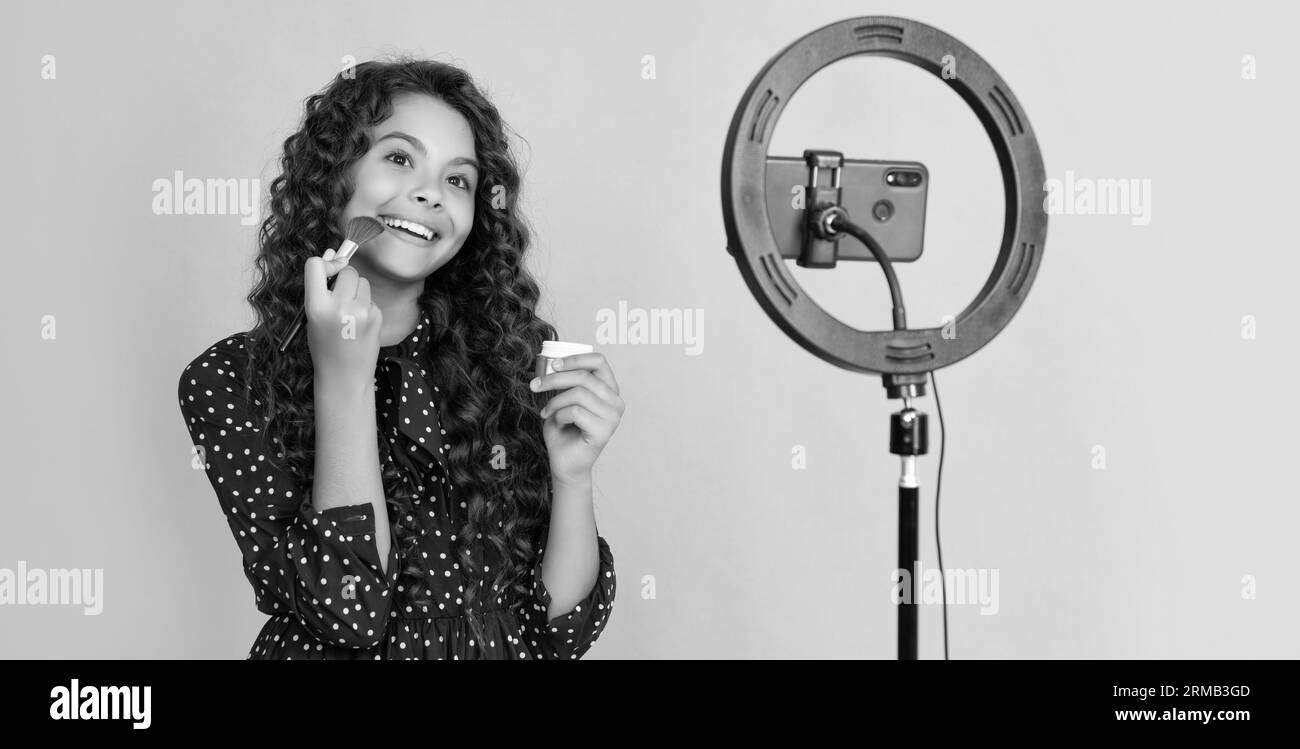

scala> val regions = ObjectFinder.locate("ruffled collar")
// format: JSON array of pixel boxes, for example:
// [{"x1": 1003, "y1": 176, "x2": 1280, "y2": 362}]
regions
[{"x1": 375, "y1": 309, "x2": 447, "y2": 481}]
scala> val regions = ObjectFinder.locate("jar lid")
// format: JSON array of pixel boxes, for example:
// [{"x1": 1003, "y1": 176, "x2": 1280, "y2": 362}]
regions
[{"x1": 540, "y1": 340, "x2": 594, "y2": 358}]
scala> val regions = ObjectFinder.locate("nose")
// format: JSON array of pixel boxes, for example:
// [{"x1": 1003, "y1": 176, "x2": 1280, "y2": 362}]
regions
[{"x1": 411, "y1": 179, "x2": 444, "y2": 210}]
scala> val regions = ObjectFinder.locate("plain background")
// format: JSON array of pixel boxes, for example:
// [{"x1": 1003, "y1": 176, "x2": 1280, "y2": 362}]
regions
[{"x1": 1, "y1": 0, "x2": 1295, "y2": 659}]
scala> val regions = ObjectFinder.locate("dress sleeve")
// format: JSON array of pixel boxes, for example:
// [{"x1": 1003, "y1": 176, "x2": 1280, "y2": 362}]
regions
[
  {"x1": 177, "y1": 339, "x2": 400, "y2": 650},
  {"x1": 523, "y1": 533, "x2": 616, "y2": 660}
]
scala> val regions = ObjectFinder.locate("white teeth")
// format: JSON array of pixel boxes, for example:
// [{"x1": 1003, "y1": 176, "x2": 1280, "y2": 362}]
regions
[{"x1": 380, "y1": 216, "x2": 436, "y2": 241}]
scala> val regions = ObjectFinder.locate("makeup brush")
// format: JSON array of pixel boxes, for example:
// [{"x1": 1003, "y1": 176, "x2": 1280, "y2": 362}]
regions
[{"x1": 277, "y1": 216, "x2": 386, "y2": 353}]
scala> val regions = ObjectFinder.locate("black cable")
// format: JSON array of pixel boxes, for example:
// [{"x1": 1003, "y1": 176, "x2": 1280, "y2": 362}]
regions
[
  {"x1": 931, "y1": 369, "x2": 948, "y2": 660},
  {"x1": 828, "y1": 213, "x2": 908, "y2": 330}
]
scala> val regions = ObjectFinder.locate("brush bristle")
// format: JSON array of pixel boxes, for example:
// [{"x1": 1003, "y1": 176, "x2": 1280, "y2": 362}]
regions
[{"x1": 345, "y1": 215, "x2": 386, "y2": 244}]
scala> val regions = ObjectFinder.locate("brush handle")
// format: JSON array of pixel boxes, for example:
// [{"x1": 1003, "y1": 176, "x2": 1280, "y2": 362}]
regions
[{"x1": 276, "y1": 242, "x2": 358, "y2": 353}]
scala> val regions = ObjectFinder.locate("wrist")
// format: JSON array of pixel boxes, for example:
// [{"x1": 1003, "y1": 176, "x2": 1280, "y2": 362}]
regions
[
  {"x1": 550, "y1": 470, "x2": 592, "y2": 493},
  {"x1": 314, "y1": 368, "x2": 375, "y2": 403}
]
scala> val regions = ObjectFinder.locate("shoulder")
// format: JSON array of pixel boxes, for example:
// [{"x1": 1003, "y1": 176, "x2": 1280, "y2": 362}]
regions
[{"x1": 177, "y1": 331, "x2": 254, "y2": 405}]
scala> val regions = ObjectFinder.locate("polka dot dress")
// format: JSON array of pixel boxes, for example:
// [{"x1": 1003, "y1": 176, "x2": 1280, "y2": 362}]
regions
[{"x1": 177, "y1": 310, "x2": 616, "y2": 660}]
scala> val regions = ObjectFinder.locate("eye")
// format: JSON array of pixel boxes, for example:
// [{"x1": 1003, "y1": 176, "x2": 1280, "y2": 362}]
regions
[{"x1": 386, "y1": 150, "x2": 472, "y2": 190}]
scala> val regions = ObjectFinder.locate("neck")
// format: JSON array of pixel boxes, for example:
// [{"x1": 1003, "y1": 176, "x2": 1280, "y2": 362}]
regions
[{"x1": 349, "y1": 260, "x2": 424, "y2": 347}]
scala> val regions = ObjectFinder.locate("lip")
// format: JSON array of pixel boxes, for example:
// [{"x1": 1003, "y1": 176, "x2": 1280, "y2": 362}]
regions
[
  {"x1": 381, "y1": 220, "x2": 440, "y2": 247},
  {"x1": 378, "y1": 214, "x2": 443, "y2": 237}
]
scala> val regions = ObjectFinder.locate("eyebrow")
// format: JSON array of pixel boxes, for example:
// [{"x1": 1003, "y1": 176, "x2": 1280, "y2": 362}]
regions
[{"x1": 376, "y1": 131, "x2": 480, "y2": 173}]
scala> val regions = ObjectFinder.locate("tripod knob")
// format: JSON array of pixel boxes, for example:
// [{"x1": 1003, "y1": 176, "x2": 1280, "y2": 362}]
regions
[{"x1": 890, "y1": 408, "x2": 929, "y2": 456}]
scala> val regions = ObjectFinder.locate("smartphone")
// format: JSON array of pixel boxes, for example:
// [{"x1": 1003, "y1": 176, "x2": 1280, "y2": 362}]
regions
[{"x1": 762, "y1": 156, "x2": 929, "y2": 264}]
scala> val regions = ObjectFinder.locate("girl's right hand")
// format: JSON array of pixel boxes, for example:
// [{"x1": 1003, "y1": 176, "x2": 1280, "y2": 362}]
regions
[{"x1": 304, "y1": 248, "x2": 383, "y2": 384}]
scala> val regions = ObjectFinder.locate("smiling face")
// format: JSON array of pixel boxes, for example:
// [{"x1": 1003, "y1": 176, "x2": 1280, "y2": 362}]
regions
[{"x1": 338, "y1": 92, "x2": 479, "y2": 284}]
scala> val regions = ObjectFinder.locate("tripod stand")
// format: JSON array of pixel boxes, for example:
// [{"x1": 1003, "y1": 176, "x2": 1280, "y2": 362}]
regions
[{"x1": 884, "y1": 373, "x2": 929, "y2": 660}]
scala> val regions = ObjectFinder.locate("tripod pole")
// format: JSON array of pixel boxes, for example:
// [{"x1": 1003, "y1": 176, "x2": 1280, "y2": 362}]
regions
[
  {"x1": 899, "y1": 460, "x2": 919, "y2": 660},
  {"x1": 886, "y1": 373, "x2": 929, "y2": 660}
]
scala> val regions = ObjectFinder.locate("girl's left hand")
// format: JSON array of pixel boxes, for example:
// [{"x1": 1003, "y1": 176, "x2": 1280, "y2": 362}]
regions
[{"x1": 531, "y1": 352, "x2": 625, "y2": 487}]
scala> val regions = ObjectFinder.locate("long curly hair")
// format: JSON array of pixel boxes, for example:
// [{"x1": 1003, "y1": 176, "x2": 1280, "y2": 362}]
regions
[{"x1": 241, "y1": 56, "x2": 557, "y2": 648}]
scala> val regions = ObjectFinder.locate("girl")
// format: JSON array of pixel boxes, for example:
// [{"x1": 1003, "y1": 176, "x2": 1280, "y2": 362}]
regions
[{"x1": 177, "y1": 57, "x2": 624, "y2": 660}]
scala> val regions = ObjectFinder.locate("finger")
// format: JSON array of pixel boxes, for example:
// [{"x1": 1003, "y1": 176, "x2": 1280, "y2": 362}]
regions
[
  {"x1": 551, "y1": 353, "x2": 618, "y2": 395},
  {"x1": 303, "y1": 256, "x2": 327, "y2": 312},
  {"x1": 549, "y1": 404, "x2": 605, "y2": 444},
  {"x1": 541, "y1": 385, "x2": 617, "y2": 422},
  {"x1": 324, "y1": 248, "x2": 349, "y2": 267},
  {"x1": 326, "y1": 259, "x2": 351, "y2": 283},
  {"x1": 321, "y1": 247, "x2": 351, "y2": 273},
  {"x1": 332, "y1": 265, "x2": 360, "y2": 301},
  {"x1": 355, "y1": 275, "x2": 370, "y2": 306},
  {"x1": 321, "y1": 249, "x2": 344, "y2": 282},
  {"x1": 535, "y1": 370, "x2": 620, "y2": 409}
]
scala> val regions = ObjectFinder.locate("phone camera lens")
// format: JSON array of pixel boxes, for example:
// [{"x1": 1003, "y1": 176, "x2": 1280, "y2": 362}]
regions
[{"x1": 887, "y1": 170, "x2": 923, "y2": 187}]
